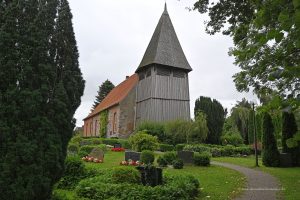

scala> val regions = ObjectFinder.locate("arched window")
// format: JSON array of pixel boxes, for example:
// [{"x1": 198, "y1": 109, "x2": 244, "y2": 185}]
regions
[{"x1": 113, "y1": 112, "x2": 117, "y2": 133}]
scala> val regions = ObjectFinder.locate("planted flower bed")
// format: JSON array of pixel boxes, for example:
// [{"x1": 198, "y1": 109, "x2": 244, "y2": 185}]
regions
[{"x1": 112, "y1": 147, "x2": 125, "y2": 152}]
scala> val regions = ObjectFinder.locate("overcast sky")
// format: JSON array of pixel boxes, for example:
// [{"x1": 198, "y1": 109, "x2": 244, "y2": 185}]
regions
[{"x1": 69, "y1": 0, "x2": 255, "y2": 127}]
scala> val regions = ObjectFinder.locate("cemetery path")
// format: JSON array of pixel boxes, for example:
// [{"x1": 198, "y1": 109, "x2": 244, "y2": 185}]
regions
[{"x1": 211, "y1": 161, "x2": 282, "y2": 200}]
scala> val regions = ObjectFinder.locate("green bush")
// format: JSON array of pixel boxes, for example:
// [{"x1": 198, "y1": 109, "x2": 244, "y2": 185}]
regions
[
  {"x1": 175, "y1": 144, "x2": 185, "y2": 151},
  {"x1": 222, "y1": 145, "x2": 235, "y2": 156},
  {"x1": 111, "y1": 167, "x2": 140, "y2": 184},
  {"x1": 221, "y1": 133, "x2": 244, "y2": 146},
  {"x1": 102, "y1": 138, "x2": 118, "y2": 145},
  {"x1": 70, "y1": 134, "x2": 83, "y2": 145},
  {"x1": 140, "y1": 150, "x2": 155, "y2": 164},
  {"x1": 76, "y1": 173, "x2": 199, "y2": 200},
  {"x1": 118, "y1": 139, "x2": 131, "y2": 149},
  {"x1": 194, "y1": 152, "x2": 211, "y2": 166},
  {"x1": 235, "y1": 146, "x2": 252, "y2": 155},
  {"x1": 57, "y1": 156, "x2": 85, "y2": 189},
  {"x1": 159, "y1": 144, "x2": 174, "y2": 152},
  {"x1": 136, "y1": 121, "x2": 166, "y2": 142},
  {"x1": 183, "y1": 144, "x2": 211, "y2": 153},
  {"x1": 157, "y1": 156, "x2": 168, "y2": 167},
  {"x1": 68, "y1": 143, "x2": 79, "y2": 154},
  {"x1": 128, "y1": 131, "x2": 158, "y2": 152},
  {"x1": 172, "y1": 159, "x2": 184, "y2": 169},
  {"x1": 162, "y1": 151, "x2": 177, "y2": 165},
  {"x1": 210, "y1": 147, "x2": 222, "y2": 157}
]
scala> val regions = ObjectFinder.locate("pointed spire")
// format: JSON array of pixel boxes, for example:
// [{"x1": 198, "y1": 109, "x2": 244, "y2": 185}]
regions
[
  {"x1": 163, "y1": 2, "x2": 168, "y2": 14},
  {"x1": 136, "y1": 3, "x2": 192, "y2": 72}
]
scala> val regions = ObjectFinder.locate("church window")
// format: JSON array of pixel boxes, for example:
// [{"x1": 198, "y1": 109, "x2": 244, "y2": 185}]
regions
[
  {"x1": 157, "y1": 68, "x2": 170, "y2": 76},
  {"x1": 113, "y1": 112, "x2": 117, "y2": 133},
  {"x1": 173, "y1": 70, "x2": 185, "y2": 78}
]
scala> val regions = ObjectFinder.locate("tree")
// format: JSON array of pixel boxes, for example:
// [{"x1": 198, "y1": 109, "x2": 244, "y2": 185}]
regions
[
  {"x1": 0, "y1": 0, "x2": 84, "y2": 199},
  {"x1": 193, "y1": 0, "x2": 300, "y2": 99},
  {"x1": 282, "y1": 111, "x2": 299, "y2": 166},
  {"x1": 92, "y1": 80, "x2": 115, "y2": 110},
  {"x1": 194, "y1": 96, "x2": 225, "y2": 144},
  {"x1": 262, "y1": 112, "x2": 280, "y2": 167},
  {"x1": 189, "y1": 112, "x2": 208, "y2": 143}
]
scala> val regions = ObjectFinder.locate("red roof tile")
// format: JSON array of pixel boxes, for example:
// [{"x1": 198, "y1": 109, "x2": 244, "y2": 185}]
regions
[{"x1": 84, "y1": 74, "x2": 138, "y2": 120}]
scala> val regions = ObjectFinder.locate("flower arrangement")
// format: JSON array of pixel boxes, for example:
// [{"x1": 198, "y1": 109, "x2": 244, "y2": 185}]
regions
[
  {"x1": 81, "y1": 156, "x2": 103, "y2": 163},
  {"x1": 120, "y1": 159, "x2": 143, "y2": 166},
  {"x1": 111, "y1": 147, "x2": 125, "y2": 152}
]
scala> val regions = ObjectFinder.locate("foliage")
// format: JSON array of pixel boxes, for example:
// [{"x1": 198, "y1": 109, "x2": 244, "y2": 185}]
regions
[
  {"x1": 282, "y1": 112, "x2": 298, "y2": 152},
  {"x1": 230, "y1": 106, "x2": 251, "y2": 144},
  {"x1": 57, "y1": 156, "x2": 85, "y2": 189},
  {"x1": 158, "y1": 144, "x2": 174, "y2": 152},
  {"x1": 162, "y1": 151, "x2": 177, "y2": 165},
  {"x1": 111, "y1": 167, "x2": 140, "y2": 184},
  {"x1": 194, "y1": 152, "x2": 211, "y2": 166},
  {"x1": 0, "y1": 0, "x2": 85, "y2": 199},
  {"x1": 140, "y1": 150, "x2": 155, "y2": 164},
  {"x1": 189, "y1": 112, "x2": 209, "y2": 143},
  {"x1": 262, "y1": 113, "x2": 280, "y2": 167},
  {"x1": 68, "y1": 143, "x2": 79, "y2": 154},
  {"x1": 164, "y1": 120, "x2": 192, "y2": 145},
  {"x1": 128, "y1": 131, "x2": 158, "y2": 152},
  {"x1": 99, "y1": 110, "x2": 108, "y2": 138},
  {"x1": 175, "y1": 144, "x2": 185, "y2": 151},
  {"x1": 92, "y1": 80, "x2": 114, "y2": 110},
  {"x1": 75, "y1": 173, "x2": 199, "y2": 200},
  {"x1": 194, "y1": 96, "x2": 226, "y2": 144},
  {"x1": 193, "y1": 0, "x2": 300, "y2": 99},
  {"x1": 184, "y1": 144, "x2": 210, "y2": 153},
  {"x1": 221, "y1": 132, "x2": 244, "y2": 146},
  {"x1": 136, "y1": 121, "x2": 166, "y2": 142},
  {"x1": 172, "y1": 159, "x2": 184, "y2": 169},
  {"x1": 157, "y1": 156, "x2": 168, "y2": 167}
]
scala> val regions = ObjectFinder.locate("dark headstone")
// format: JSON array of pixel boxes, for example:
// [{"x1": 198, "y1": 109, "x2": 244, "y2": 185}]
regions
[
  {"x1": 136, "y1": 166, "x2": 163, "y2": 187},
  {"x1": 125, "y1": 151, "x2": 141, "y2": 161},
  {"x1": 114, "y1": 143, "x2": 122, "y2": 148},
  {"x1": 280, "y1": 153, "x2": 292, "y2": 167},
  {"x1": 177, "y1": 151, "x2": 194, "y2": 164},
  {"x1": 89, "y1": 148, "x2": 104, "y2": 160}
]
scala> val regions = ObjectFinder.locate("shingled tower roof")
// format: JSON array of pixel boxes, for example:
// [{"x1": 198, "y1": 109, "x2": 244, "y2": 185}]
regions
[{"x1": 136, "y1": 3, "x2": 192, "y2": 73}]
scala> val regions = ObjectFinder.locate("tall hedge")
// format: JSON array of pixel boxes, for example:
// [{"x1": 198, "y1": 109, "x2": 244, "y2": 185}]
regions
[
  {"x1": 0, "y1": 0, "x2": 84, "y2": 199},
  {"x1": 262, "y1": 113, "x2": 280, "y2": 167}
]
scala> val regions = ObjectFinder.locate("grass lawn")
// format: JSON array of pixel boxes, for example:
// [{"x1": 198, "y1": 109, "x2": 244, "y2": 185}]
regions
[
  {"x1": 56, "y1": 151, "x2": 246, "y2": 200},
  {"x1": 212, "y1": 156, "x2": 300, "y2": 200}
]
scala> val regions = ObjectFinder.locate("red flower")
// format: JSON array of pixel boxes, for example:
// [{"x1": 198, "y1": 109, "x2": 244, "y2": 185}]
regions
[{"x1": 111, "y1": 147, "x2": 125, "y2": 152}]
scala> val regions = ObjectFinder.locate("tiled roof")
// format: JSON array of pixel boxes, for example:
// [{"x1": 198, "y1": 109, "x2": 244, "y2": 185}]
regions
[
  {"x1": 136, "y1": 3, "x2": 192, "y2": 72},
  {"x1": 84, "y1": 74, "x2": 138, "y2": 120}
]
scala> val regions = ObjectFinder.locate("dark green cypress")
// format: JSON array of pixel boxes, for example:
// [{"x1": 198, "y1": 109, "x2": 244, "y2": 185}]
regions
[
  {"x1": 0, "y1": 0, "x2": 84, "y2": 199},
  {"x1": 282, "y1": 112, "x2": 298, "y2": 166},
  {"x1": 262, "y1": 112, "x2": 280, "y2": 167},
  {"x1": 194, "y1": 96, "x2": 225, "y2": 144}
]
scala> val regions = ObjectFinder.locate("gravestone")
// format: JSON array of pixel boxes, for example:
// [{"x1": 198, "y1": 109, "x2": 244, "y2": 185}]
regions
[
  {"x1": 125, "y1": 151, "x2": 141, "y2": 161},
  {"x1": 136, "y1": 165, "x2": 163, "y2": 187},
  {"x1": 114, "y1": 143, "x2": 122, "y2": 148},
  {"x1": 177, "y1": 151, "x2": 194, "y2": 164},
  {"x1": 279, "y1": 153, "x2": 292, "y2": 167},
  {"x1": 89, "y1": 147, "x2": 104, "y2": 161}
]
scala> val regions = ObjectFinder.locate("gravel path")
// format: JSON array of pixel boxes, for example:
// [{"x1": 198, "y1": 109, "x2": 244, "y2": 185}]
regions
[{"x1": 211, "y1": 161, "x2": 282, "y2": 200}]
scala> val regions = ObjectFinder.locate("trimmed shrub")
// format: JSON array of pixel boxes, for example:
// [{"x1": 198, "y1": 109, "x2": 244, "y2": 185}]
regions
[
  {"x1": 175, "y1": 144, "x2": 185, "y2": 151},
  {"x1": 184, "y1": 144, "x2": 211, "y2": 153},
  {"x1": 68, "y1": 143, "x2": 79, "y2": 154},
  {"x1": 221, "y1": 133, "x2": 244, "y2": 146},
  {"x1": 102, "y1": 138, "x2": 118, "y2": 145},
  {"x1": 235, "y1": 146, "x2": 252, "y2": 155},
  {"x1": 136, "y1": 121, "x2": 166, "y2": 142},
  {"x1": 162, "y1": 151, "x2": 177, "y2": 165},
  {"x1": 262, "y1": 112, "x2": 280, "y2": 167},
  {"x1": 118, "y1": 139, "x2": 131, "y2": 149},
  {"x1": 76, "y1": 173, "x2": 199, "y2": 200},
  {"x1": 157, "y1": 156, "x2": 168, "y2": 167},
  {"x1": 159, "y1": 144, "x2": 174, "y2": 152},
  {"x1": 172, "y1": 159, "x2": 184, "y2": 169},
  {"x1": 140, "y1": 150, "x2": 155, "y2": 164},
  {"x1": 194, "y1": 152, "x2": 211, "y2": 166},
  {"x1": 210, "y1": 147, "x2": 222, "y2": 157},
  {"x1": 111, "y1": 167, "x2": 140, "y2": 184},
  {"x1": 57, "y1": 156, "x2": 85, "y2": 189},
  {"x1": 128, "y1": 131, "x2": 158, "y2": 152}
]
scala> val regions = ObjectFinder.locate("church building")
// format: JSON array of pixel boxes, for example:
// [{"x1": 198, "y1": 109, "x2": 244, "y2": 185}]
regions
[{"x1": 83, "y1": 4, "x2": 192, "y2": 138}]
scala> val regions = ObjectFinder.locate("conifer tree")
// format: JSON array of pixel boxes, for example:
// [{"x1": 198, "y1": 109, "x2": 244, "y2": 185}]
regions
[
  {"x1": 262, "y1": 112, "x2": 280, "y2": 167},
  {"x1": 194, "y1": 96, "x2": 225, "y2": 144},
  {"x1": 0, "y1": 0, "x2": 84, "y2": 199},
  {"x1": 92, "y1": 79, "x2": 115, "y2": 110}
]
